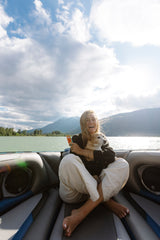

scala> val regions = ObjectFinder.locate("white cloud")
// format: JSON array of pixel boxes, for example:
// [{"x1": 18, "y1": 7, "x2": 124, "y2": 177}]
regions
[
  {"x1": 56, "y1": 3, "x2": 90, "y2": 43},
  {"x1": 67, "y1": 8, "x2": 91, "y2": 43},
  {"x1": 107, "y1": 64, "x2": 155, "y2": 96},
  {"x1": 33, "y1": 0, "x2": 52, "y2": 25},
  {"x1": 58, "y1": 0, "x2": 64, "y2": 5},
  {"x1": 90, "y1": 0, "x2": 160, "y2": 46},
  {"x1": 0, "y1": 23, "x2": 120, "y2": 129},
  {"x1": 114, "y1": 88, "x2": 160, "y2": 112},
  {"x1": 0, "y1": 4, "x2": 13, "y2": 27},
  {"x1": 0, "y1": 4, "x2": 13, "y2": 38},
  {"x1": 0, "y1": 1, "x2": 160, "y2": 130}
]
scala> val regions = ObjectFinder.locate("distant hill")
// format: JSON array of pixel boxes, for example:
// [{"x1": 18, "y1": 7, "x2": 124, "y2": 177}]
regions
[
  {"x1": 28, "y1": 108, "x2": 160, "y2": 136},
  {"x1": 41, "y1": 117, "x2": 81, "y2": 134},
  {"x1": 28, "y1": 117, "x2": 81, "y2": 134},
  {"x1": 100, "y1": 108, "x2": 160, "y2": 136}
]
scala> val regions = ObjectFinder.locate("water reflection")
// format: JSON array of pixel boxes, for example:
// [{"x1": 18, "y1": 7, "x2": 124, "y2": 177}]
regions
[
  {"x1": 108, "y1": 137, "x2": 160, "y2": 150},
  {"x1": 0, "y1": 136, "x2": 160, "y2": 152}
]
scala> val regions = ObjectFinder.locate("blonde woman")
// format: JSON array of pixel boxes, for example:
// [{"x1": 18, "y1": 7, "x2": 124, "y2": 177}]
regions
[{"x1": 59, "y1": 110, "x2": 129, "y2": 237}]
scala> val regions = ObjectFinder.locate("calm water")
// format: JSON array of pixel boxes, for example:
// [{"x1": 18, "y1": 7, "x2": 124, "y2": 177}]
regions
[{"x1": 0, "y1": 136, "x2": 160, "y2": 153}]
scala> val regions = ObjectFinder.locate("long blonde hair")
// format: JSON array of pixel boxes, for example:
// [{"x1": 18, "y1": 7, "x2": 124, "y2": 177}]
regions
[{"x1": 80, "y1": 110, "x2": 100, "y2": 146}]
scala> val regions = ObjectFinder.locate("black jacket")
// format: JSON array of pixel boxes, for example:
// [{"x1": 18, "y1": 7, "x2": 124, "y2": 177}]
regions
[{"x1": 71, "y1": 133, "x2": 115, "y2": 176}]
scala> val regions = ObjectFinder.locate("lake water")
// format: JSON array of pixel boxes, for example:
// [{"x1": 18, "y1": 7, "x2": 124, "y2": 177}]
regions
[{"x1": 0, "y1": 136, "x2": 160, "y2": 153}]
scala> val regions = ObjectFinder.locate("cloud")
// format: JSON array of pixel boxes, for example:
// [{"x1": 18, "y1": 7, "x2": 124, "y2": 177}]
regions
[
  {"x1": 0, "y1": 2, "x2": 120, "y2": 129},
  {"x1": 90, "y1": 0, "x2": 160, "y2": 46},
  {"x1": 0, "y1": 4, "x2": 13, "y2": 38},
  {"x1": 114, "y1": 88, "x2": 160, "y2": 113},
  {"x1": 33, "y1": 0, "x2": 52, "y2": 25},
  {"x1": 56, "y1": 2, "x2": 91, "y2": 43},
  {"x1": 0, "y1": 1, "x2": 160, "y2": 131}
]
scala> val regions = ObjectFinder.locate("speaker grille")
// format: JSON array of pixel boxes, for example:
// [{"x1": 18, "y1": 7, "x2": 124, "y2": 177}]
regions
[
  {"x1": 4, "y1": 168, "x2": 32, "y2": 195},
  {"x1": 138, "y1": 165, "x2": 160, "y2": 195},
  {"x1": 142, "y1": 167, "x2": 160, "y2": 193}
]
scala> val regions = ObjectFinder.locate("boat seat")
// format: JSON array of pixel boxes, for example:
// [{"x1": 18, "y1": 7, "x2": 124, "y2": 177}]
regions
[
  {"x1": 125, "y1": 150, "x2": 160, "y2": 200},
  {"x1": 22, "y1": 188, "x2": 62, "y2": 240},
  {"x1": 0, "y1": 188, "x2": 62, "y2": 240},
  {"x1": 38, "y1": 152, "x2": 61, "y2": 178},
  {"x1": 114, "y1": 150, "x2": 160, "y2": 240},
  {"x1": 0, "y1": 193, "x2": 42, "y2": 240},
  {"x1": 49, "y1": 201, "x2": 130, "y2": 240},
  {"x1": 0, "y1": 150, "x2": 160, "y2": 240},
  {"x1": 0, "y1": 152, "x2": 59, "y2": 215},
  {"x1": 114, "y1": 191, "x2": 160, "y2": 240}
]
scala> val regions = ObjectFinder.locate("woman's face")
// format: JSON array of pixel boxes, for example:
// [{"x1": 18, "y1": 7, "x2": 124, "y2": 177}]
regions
[{"x1": 86, "y1": 113, "x2": 98, "y2": 135}]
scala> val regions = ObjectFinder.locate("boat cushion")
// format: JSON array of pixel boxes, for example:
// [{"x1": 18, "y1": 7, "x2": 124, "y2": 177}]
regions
[
  {"x1": 125, "y1": 151, "x2": 160, "y2": 202},
  {"x1": 50, "y1": 202, "x2": 117, "y2": 240}
]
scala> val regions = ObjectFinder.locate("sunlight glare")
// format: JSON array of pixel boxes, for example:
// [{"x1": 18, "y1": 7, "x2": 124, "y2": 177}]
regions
[{"x1": 110, "y1": 64, "x2": 152, "y2": 97}]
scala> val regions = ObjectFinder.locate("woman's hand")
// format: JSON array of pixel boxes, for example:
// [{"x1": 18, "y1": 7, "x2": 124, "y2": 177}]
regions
[
  {"x1": 70, "y1": 143, "x2": 82, "y2": 155},
  {"x1": 70, "y1": 143, "x2": 94, "y2": 161}
]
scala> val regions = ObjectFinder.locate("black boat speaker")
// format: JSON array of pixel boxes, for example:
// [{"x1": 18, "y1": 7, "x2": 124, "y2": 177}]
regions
[
  {"x1": 3, "y1": 167, "x2": 33, "y2": 196},
  {"x1": 138, "y1": 165, "x2": 160, "y2": 195}
]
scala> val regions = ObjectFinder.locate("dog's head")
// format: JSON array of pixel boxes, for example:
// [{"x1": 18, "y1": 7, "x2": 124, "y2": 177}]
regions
[{"x1": 85, "y1": 133, "x2": 107, "y2": 150}]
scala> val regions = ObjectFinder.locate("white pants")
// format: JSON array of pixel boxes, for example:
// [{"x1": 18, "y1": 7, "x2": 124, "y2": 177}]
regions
[{"x1": 58, "y1": 154, "x2": 129, "y2": 203}]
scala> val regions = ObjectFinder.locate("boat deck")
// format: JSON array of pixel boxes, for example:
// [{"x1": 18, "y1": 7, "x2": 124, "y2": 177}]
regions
[{"x1": 0, "y1": 150, "x2": 160, "y2": 240}]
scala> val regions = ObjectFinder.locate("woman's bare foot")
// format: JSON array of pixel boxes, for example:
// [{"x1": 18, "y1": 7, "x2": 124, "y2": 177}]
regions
[
  {"x1": 63, "y1": 208, "x2": 86, "y2": 237},
  {"x1": 63, "y1": 183, "x2": 104, "y2": 237},
  {"x1": 105, "y1": 198, "x2": 129, "y2": 218}
]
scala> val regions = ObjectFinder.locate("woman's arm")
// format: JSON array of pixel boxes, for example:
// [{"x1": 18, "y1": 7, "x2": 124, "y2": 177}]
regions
[
  {"x1": 71, "y1": 133, "x2": 115, "y2": 176},
  {"x1": 71, "y1": 142, "x2": 94, "y2": 160},
  {"x1": 71, "y1": 133, "x2": 115, "y2": 164}
]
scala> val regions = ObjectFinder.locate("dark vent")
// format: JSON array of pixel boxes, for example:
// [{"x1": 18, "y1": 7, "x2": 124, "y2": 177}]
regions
[
  {"x1": 141, "y1": 167, "x2": 160, "y2": 193},
  {"x1": 4, "y1": 168, "x2": 32, "y2": 195}
]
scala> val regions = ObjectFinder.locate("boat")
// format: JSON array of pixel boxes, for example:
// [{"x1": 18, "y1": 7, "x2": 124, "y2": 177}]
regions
[{"x1": 0, "y1": 149, "x2": 160, "y2": 240}]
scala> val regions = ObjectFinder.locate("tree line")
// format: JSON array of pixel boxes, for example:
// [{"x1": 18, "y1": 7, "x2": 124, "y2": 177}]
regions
[{"x1": 0, "y1": 127, "x2": 64, "y2": 136}]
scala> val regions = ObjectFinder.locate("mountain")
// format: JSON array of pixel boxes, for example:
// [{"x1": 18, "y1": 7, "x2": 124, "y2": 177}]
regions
[
  {"x1": 31, "y1": 117, "x2": 81, "y2": 134},
  {"x1": 28, "y1": 108, "x2": 160, "y2": 136},
  {"x1": 100, "y1": 108, "x2": 160, "y2": 136}
]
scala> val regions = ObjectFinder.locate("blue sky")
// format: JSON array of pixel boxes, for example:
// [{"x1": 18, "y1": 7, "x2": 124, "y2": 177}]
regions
[{"x1": 0, "y1": 0, "x2": 160, "y2": 130}]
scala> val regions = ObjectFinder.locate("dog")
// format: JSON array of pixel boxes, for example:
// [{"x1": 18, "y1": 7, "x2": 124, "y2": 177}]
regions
[
  {"x1": 85, "y1": 132, "x2": 108, "y2": 182},
  {"x1": 85, "y1": 132, "x2": 107, "y2": 151}
]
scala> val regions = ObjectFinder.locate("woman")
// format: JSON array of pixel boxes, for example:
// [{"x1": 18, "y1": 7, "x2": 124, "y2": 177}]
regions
[{"x1": 59, "y1": 110, "x2": 129, "y2": 237}]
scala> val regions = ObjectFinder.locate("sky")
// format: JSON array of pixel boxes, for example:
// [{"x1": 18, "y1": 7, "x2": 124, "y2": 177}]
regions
[{"x1": 0, "y1": 0, "x2": 160, "y2": 130}]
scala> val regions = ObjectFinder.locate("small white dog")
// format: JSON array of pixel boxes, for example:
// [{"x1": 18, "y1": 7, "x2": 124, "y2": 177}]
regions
[
  {"x1": 85, "y1": 132, "x2": 107, "y2": 151},
  {"x1": 85, "y1": 132, "x2": 108, "y2": 182}
]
